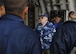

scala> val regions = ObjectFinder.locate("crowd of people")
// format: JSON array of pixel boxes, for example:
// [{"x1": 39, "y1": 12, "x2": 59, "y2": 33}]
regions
[{"x1": 0, "y1": 0, "x2": 76, "y2": 54}]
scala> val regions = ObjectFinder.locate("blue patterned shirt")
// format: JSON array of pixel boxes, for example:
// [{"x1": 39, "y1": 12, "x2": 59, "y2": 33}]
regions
[{"x1": 35, "y1": 22, "x2": 56, "y2": 49}]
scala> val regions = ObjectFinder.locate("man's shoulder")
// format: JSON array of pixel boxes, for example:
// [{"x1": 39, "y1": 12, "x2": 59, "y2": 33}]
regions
[
  {"x1": 48, "y1": 22, "x2": 53, "y2": 25},
  {"x1": 64, "y1": 21, "x2": 76, "y2": 24},
  {"x1": 24, "y1": 25, "x2": 36, "y2": 34},
  {"x1": 21, "y1": 24, "x2": 36, "y2": 33},
  {"x1": 63, "y1": 21, "x2": 76, "y2": 27},
  {"x1": 46, "y1": 22, "x2": 54, "y2": 28},
  {"x1": 0, "y1": 18, "x2": 37, "y2": 38}
]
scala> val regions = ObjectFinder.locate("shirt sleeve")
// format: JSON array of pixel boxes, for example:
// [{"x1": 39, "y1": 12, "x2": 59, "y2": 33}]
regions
[{"x1": 49, "y1": 22, "x2": 56, "y2": 36}]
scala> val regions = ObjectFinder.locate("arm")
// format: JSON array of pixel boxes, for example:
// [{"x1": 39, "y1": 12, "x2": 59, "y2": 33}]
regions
[
  {"x1": 29, "y1": 33, "x2": 42, "y2": 54},
  {"x1": 31, "y1": 39, "x2": 42, "y2": 54},
  {"x1": 51, "y1": 26, "x2": 75, "y2": 54}
]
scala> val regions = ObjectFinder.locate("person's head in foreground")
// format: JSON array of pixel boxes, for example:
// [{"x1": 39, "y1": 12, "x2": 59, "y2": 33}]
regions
[{"x1": 4, "y1": 0, "x2": 28, "y2": 19}]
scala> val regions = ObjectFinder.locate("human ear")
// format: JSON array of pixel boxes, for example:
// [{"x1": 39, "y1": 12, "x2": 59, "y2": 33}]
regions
[{"x1": 24, "y1": 6, "x2": 28, "y2": 15}]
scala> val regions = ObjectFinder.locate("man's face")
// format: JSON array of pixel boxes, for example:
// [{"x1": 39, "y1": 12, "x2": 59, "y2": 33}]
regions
[
  {"x1": 39, "y1": 16, "x2": 48, "y2": 24},
  {"x1": 70, "y1": 13, "x2": 76, "y2": 19},
  {"x1": 54, "y1": 17, "x2": 61, "y2": 23}
]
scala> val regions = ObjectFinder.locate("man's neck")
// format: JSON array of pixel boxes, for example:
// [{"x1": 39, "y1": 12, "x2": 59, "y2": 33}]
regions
[
  {"x1": 7, "y1": 12, "x2": 25, "y2": 19},
  {"x1": 42, "y1": 21, "x2": 48, "y2": 26},
  {"x1": 69, "y1": 18, "x2": 76, "y2": 22},
  {"x1": 71, "y1": 18, "x2": 76, "y2": 22}
]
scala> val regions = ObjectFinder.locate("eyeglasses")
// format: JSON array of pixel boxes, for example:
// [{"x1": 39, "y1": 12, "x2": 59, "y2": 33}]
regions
[{"x1": 39, "y1": 16, "x2": 44, "y2": 19}]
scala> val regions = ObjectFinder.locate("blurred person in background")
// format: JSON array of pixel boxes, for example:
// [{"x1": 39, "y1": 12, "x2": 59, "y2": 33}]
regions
[
  {"x1": 51, "y1": 11, "x2": 76, "y2": 54},
  {"x1": 51, "y1": 14, "x2": 63, "y2": 30},
  {"x1": 35, "y1": 13, "x2": 56, "y2": 54}
]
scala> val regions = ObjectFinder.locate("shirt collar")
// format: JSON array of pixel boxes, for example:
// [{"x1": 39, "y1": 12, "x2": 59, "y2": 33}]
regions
[
  {"x1": 70, "y1": 18, "x2": 76, "y2": 22},
  {"x1": 41, "y1": 21, "x2": 49, "y2": 27},
  {"x1": 1, "y1": 14, "x2": 24, "y2": 23}
]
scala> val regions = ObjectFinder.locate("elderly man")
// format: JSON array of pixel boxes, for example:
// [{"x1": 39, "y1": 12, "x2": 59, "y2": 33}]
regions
[{"x1": 35, "y1": 13, "x2": 56, "y2": 54}]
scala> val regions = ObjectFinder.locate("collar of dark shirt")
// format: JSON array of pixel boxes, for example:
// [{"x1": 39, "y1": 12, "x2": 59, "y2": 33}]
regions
[{"x1": 1, "y1": 14, "x2": 24, "y2": 23}]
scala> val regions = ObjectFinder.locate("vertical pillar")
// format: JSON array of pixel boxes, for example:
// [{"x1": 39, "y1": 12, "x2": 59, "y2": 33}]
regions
[
  {"x1": 52, "y1": 0, "x2": 57, "y2": 10},
  {"x1": 60, "y1": 0, "x2": 66, "y2": 10},
  {"x1": 35, "y1": 7, "x2": 39, "y2": 27},
  {"x1": 68, "y1": 0, "x2": 75, "y2": 11},
  {"x1": 68, "y1": 0, "x2": 75, "y2": 20},
  {"x1": 39, "y1": 0, "x2": 46, "y2": 14}
]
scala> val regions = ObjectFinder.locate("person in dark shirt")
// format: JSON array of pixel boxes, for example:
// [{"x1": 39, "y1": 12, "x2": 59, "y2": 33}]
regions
[
  {"x1": 51, "y1": 11, "x2": 76, "y2": 54},
  {"x1": 51, "y1": 14, "x2": 63, "y2": 30},
  {"x1": 0, "y1": 0, "x2": 41, "y2": 54}
]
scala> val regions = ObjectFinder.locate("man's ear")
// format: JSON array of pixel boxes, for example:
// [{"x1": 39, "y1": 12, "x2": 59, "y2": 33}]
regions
[{"x1": 24, "y1": 6, "x2": 28, "y2": 15}]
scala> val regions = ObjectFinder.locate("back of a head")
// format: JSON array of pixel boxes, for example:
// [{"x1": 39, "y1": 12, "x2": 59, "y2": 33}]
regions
[
  {"x1": 0, "y1": 0, "x2": 4, "y2": 7},
  {"x1": 4, "y1": 0, "x2": 28, "y2": 14},
  {"x1": 0, "y1": 2, "x2": 3, "y2": 7}
]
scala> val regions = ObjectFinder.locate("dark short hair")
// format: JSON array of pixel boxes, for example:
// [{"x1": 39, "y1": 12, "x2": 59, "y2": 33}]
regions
[
  {"x1": 0, "y1": 0, "x2": 4, "y2": 7},
  {"x1": 4, "y1": 0, "x2": 28, "y2": 14},
  {"x1": 54, "y1": 14, "x2": 62, "y2": 18},
  {"x1": 68, "y1": 11, "x2": 75, "y2": 17}
]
